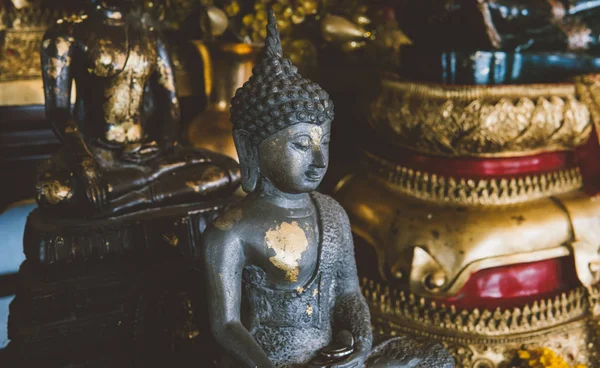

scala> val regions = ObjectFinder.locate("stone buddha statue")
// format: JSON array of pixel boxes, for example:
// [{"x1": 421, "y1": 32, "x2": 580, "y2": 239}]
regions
[
  {"x1": 202, "y1": 9, "x2": 454, "y2": 368},
  {"x1": 36, "y1": 0, "x2": 239, "y2": 216}
]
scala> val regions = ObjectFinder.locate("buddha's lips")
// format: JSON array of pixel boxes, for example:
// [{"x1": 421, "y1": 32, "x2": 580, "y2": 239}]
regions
[{"x1": 305, "y1": 170, "x2": 324, "y2": 180}]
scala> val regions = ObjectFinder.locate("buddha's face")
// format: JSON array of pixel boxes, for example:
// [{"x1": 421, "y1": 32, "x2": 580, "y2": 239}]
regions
[{"x1": 258, "y1": 122, "x2": 331, "y2": 194}]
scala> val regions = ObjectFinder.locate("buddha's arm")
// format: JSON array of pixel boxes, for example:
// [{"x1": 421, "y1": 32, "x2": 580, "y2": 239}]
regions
[
  {"x1": 41, "y1": 24, "x2": 106, "y2": 209},
  {"x1": 334, "y1": 208, "x2": 373, "y2": 355},
  {"x1": 154, "y1": 32, "x2": 181, "y2": 150},
  {"x1": 203, "y1": 226, "x2": 275, "y2": 368},
  {"x1": 41, "y1": 25, "x2": 92, "y2": 159}
]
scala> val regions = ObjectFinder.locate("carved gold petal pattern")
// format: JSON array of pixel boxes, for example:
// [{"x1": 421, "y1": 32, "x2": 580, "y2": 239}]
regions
[
  {"x1": 369, "y1": 80, "x2": 592, "y2": 157},
  {"x1": 362, "y1": 278, "x2": 589, "y2": 336},
  {"x1": 363, "y1": 151, "x2": 583, "y2": 206},
  {"x1": 361, "y1": 278, "x2": 600, "y2": 367}
]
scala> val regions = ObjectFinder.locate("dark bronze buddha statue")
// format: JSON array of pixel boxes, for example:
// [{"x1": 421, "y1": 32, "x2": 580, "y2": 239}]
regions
[
  {"x1": 37, "y1": 0, "x2": 239, "y2": 216},
  {"x1": 202, "y1": 9, "x2": 454, "y2": 368}
]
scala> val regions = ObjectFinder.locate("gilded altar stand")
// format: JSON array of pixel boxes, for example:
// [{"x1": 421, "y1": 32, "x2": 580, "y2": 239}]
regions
[
  {"x1": 330, "y1": 8, "x2": 600, "y2": 367},
  {"x1": 7, "y1": 199, "x2": 235, "y2": 367},
  {"x1": 334, "y1": 74, "x2": 600, "y2": 367}
]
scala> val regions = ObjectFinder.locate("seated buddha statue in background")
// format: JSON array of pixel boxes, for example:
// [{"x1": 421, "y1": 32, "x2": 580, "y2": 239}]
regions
[
  {"x1": 202, "y1": 10, "x2": 454, "y2": 368},
  {"x1": 37, "y1": 0, "x2": 239, "y2": 216}
]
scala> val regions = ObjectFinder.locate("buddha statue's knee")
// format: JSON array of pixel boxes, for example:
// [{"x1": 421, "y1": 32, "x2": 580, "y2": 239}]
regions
[{"x1": 35, "y1": 159, "x2": 80, "y2": 210}]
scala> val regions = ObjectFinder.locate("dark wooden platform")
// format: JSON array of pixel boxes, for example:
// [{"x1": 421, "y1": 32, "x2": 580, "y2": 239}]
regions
[{"x1": 7, "y1": 201, "x2": 232, "y2": 367}]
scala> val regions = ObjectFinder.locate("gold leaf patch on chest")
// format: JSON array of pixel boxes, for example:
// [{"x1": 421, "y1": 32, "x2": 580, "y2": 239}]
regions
[{"x1": 265, "y1": 221, "x2": 309, "y2": 283}]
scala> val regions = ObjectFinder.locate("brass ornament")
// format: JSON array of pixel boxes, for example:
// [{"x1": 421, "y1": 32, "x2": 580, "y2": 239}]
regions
[
  {"x1": 320, "y1": 14, "x2": 370, "y2": 43},
  {"x1": 362, "y1": 277, "x2": 600, "y2": 367},
  {"x1": 201, "y1": 6, "x2": 229, "y2": 37},
  {"x1": 369, "y1": 80, "x2": 593, "y2": 157},
  {"x1": 362, "y1": 150, "x2": 583, "y2": 206},
  {"x1": 186, "y1": 41, "x2": 259, "y2": 161}
]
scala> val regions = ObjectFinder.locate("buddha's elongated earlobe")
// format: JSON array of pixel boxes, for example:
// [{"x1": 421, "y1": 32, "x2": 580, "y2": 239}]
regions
[{"x1": 233, "y1": 130, "x2": 259, "y2": 193}]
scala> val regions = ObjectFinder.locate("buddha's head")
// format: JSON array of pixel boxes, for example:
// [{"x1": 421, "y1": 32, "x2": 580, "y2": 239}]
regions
[{"x1": 230, "y1": 9, "x2": 334, "y2": 194}]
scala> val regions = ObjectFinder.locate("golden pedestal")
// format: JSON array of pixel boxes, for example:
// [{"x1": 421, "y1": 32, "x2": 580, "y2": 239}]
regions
[{"x1": 335, "y1": 79, "x2": 600, "y2": 367}]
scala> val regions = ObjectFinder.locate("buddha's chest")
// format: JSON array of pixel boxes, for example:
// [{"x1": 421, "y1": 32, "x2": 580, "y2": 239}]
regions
[
  {"x1": 254, "y1": 217, "x2": 319, "y2": 288},
  {"x1": 82, "y1": 24, "x2": 157, "y2": 79}
]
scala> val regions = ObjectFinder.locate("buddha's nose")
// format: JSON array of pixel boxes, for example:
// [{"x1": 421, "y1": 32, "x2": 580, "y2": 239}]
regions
[{"x1": 312, "y1": 146, "x2": 327, "y2": 168}]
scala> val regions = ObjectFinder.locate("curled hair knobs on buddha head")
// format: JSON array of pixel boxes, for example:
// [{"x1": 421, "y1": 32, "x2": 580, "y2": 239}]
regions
[
  {"x1": 230, "y1": 8, "x2": 334, "y2": 144},
  {"x1": 230, "y1": 7, "x2": 334, "y2": 193}
]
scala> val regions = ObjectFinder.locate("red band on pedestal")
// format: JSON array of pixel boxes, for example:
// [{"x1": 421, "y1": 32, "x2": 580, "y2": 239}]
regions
[
  {"x1": 441, "y1": 257, "x2": 580, "y2": 310},
  {"x1": 390, "y1": 147, "x2": 574, "y2": 179}
]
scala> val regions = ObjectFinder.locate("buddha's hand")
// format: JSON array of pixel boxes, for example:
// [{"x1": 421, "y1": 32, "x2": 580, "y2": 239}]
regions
[
  {"x1": 122, "y1": 141, "x2": 162, "y2": 163},
  {"x1": 328, "y1": 350, "x2": 368, "y2": 368},
  {"x1": 77, "y1": 156, "x2": 108, "y2": 212}
]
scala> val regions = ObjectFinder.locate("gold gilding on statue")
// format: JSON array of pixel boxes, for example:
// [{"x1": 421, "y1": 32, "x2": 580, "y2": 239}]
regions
[
  {"x1": 36, "y1": 179, "x2": 74, "y2": 205},
  {"x1": 370, "y1": 80, "x2": 592, "y2": 157},
  {"x1": 265, "y1": 221, "x2": 309, "y2": 283},
  {"x1": 213, "y1": 207, "x2": 243, "y2": 231}
]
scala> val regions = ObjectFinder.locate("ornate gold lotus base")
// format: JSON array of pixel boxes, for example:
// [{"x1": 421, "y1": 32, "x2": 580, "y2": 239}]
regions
[
  {"x1": 362, "y1": 279, "x2": 600, "y2": 367},
  {"x1": 338, "y1": 150, "x2": 600, "y2": 366},
  {"x1": 336, "y1": 77, "x2": 600, "y2": 368}
]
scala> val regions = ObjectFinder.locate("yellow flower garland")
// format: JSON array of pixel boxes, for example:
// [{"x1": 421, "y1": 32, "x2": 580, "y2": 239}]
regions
[{"x1": 515, "y1": 348, "x2": 586, "y2": 368}]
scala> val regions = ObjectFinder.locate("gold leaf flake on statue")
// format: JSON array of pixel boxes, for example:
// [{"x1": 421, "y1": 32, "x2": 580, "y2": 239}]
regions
[
  {"x1": 265, "y1": 221, "x2": 308, "y2": 282},
  {"x1": 214, "y1": 208, "x2": 243, "y2": 230}
]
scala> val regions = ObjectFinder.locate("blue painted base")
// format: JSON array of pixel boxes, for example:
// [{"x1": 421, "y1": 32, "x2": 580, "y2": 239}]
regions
[{"x1": 0, "y1": 200, "x2": 36, "y2": 350}]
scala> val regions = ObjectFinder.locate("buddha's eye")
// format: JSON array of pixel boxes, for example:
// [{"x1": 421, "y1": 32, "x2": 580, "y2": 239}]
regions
[{"x1": 292, "y1": 136, "x2": 311, "y2": 151}]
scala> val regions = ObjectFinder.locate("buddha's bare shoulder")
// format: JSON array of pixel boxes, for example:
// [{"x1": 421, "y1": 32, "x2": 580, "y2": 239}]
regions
[{"x1": 204, "y1": 197, "x2": 268, "y2": 238}]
